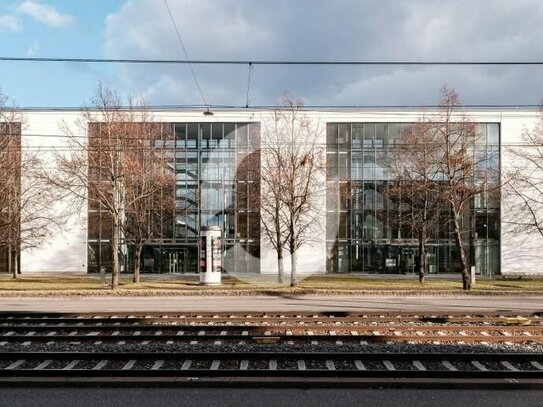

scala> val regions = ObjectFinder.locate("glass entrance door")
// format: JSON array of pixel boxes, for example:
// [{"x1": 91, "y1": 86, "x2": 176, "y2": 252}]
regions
[
  {"x1": 167, "y1": 248, "x2": 189, "y2": 274},
  {"x1": 168, "y1": 251, "x2": 178, "y2": 274}
]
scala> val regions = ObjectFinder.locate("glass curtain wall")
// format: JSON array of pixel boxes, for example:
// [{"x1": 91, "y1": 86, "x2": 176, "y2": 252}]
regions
[
  {"x1": 0, "y1": 123, "x2": 21, "y2": 273},
  {"x1": 326, "y1": 122, "x2": 500, "y2": 276},
  {"x1": 87, "y1": 122, "x2": 260, "y2": 274}
]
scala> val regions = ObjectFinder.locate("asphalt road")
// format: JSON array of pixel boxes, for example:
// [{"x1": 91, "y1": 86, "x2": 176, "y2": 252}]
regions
[
  {"x1": 0, "y1": 295, "x2": 542, "y2": 313},
  {"x1": 1, "y1": 387, "x2": 542, "y2": 407}
]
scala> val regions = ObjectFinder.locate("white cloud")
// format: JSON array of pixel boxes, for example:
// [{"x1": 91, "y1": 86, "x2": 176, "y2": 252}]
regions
[
  {"x1": 26, "y1": 40, "x2": 39, "y2": 56},
  {"x1": 103, "y1": 0, "x2": 543, "y2": 106},
  {"x1": 0, "y1": 14, "x2": 21, "y2": 31},
  {"x1": 328, "y1": 66, "x2": 542, "y2": 106},
  {"x1": 17, "y1": 1, "x2": 74, "y2": 28}
]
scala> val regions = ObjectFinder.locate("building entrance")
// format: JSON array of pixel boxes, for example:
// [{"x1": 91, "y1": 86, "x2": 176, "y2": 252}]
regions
[
  {"x1": 395, "y1": 246, "x2": 438, "y2": 274},
  {"x1": 346, "y1": 243, "x2": 439, "y2": 274},
  {"x1": 166, "y1": 249, "x2": 188, "y2": 274},
  {"x1": 137, "y1": 245, "x2": 198, "y2": 274}
]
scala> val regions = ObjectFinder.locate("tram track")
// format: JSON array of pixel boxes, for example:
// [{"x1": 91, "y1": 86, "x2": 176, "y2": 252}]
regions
[
  {"x1": 0, "y1": 311, "x2": 538, "y2": 326},
  {"x1": 1, "y1": 332, "x2": 543, "y2": 345},
  {"x1": 2, "y1": 322, "x2": 543, "y2": 345},
  {"x1": 0, "y1": 312, "x2": 542, "y2": 385},
  {"x1": 0, "y1": 351, "x2": 542, "y2": 379}
]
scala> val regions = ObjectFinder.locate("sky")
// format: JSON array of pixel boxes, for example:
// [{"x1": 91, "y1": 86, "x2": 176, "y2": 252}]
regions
[{"x1": 1, "y1": 0, "x2": 543, "y2": 108}]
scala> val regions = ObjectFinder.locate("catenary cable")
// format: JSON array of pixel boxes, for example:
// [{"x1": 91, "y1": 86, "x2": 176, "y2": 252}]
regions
[
  {"x1": 161, "y1": 0, "x2": 210, "y2": 111},
  {"x1": 3, "y1": 57, "x2": 543, "y2": 65}
]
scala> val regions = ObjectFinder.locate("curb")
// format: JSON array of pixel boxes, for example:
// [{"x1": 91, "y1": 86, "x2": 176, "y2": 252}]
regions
[{"x1": 2, "y1": 290, "x2": 543, "y2": 298}]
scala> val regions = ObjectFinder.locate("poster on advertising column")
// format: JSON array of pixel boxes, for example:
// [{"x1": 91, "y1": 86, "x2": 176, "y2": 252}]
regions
[
  {"x1": 200, "y1": 237, "x2": 207, "y2": 272},
  {"x1": 211, "y1": 237, "x2": 222, "y2": 272}
]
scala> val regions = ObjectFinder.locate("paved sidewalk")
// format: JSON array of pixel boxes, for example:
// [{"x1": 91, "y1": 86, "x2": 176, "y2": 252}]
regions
[{"x1": 1, "y1": 295, "x2": 542, "y2": 313}]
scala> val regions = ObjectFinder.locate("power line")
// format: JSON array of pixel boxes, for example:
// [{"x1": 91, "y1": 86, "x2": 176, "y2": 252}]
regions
[
  {"x1": 12, "y1": 104, "x2": 543, "y2": 113},
  {"x1": 162, "y1": 0, "x2": 210, "y2": 110},
  {"x1": 3, "y1": 56, "x2": 543, "y2": 65},
  {"x1": 5, "y1": 101, "x2": 541, "y2": 110}
]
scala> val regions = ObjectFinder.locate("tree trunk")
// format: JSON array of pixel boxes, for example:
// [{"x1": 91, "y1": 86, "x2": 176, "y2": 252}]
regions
[
  {"x1": 16, "y1": 249, "x2": 21, "y2": 275},
  {"x1": 9, "y1": 247, "x2": 16, "y2": 280},
  {"x1": 111, "y1": 218, "x2": 120, "y2": 289},
  {"x1": 290, "y1": 249, "x2": 297, "y2": 287},
  {"x1": 417, "y1": 226, "x2": 427, "y2": 285},
  {"x1": 133, "y1": 241, "x2": 143, "y2": 283},
  {"x1": 14, "y1": 251, "x2": 19, "y2": 277},
  {"x1": 275, "y1": 200, "x2": 284, "y2": 284},
  {"x1": 277, "y1": 246, "x2": 285, "y2": 284},
  {"x1": 451, "y1": 208, "x2": 470, "y2": 290}
]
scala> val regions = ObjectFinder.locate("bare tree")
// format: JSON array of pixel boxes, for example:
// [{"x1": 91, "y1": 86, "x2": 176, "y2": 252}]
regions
[
  {"x1": 432, "y1": 87, "x2": 495, "y2": 290},
  {"x1": 388, "y1": 119, "x2": 443, "y2": 284},
  {"x1": 9, "y1": 157, "x2": 63, "y2": 278},
  {"x1": 0, "y1": 92, "x2": 21, "y2": 277},
  {"x1": 505, "y1": 108, "x2": 543, "y2": 238},
  {"x1": 50, "y1": 83, "x2": 168, "y2": 288},
  {"x1": 0, "y1": 90, "x2": 62, "y2": 278},
  {"x1": 260, "y1": 94, "x2": 325, "y2": 286},
  {"x1": 388, "y1": 88, "x2": 497, "y2": 289},
  {"x1": 122, "y1": 122, "x2": 175, "y2": 283},
  {"x1": 260, "y1": 111, "x2": 289, "y2": 283}
]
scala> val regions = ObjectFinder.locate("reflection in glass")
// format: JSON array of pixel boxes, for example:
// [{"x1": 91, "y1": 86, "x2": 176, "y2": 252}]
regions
[{"x1": 325, "y1": 122, "x2": 500, "y2": 276}]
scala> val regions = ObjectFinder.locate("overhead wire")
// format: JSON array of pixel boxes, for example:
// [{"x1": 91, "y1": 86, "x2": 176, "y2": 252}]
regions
[
  {"x1": 7, "y1": 101, "x2": 542, "y2": 111},
  {"x1": 4, "y1": 56, "x2": 543, "y2": 109},
  {"x1": 162, "y1": 0, "x2": 210, "y2": 111},
  {"x1": 3, "y1": 56, "x2": 543, "y2": 65}
]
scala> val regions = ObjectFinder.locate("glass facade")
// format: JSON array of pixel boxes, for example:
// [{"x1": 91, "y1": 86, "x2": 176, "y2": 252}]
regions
[
  {"x1": 0, "y1": 123, "x2": 21, "y2": 274},
  {"x1": 326, "y1": 122, "x2": 500, "y2": 276},
  {"x1": 87, "y1": 122, "x2": 260, "y2": 274}
]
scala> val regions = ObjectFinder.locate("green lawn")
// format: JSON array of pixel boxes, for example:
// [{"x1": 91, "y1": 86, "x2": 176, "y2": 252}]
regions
[{"x1": 1, "y1": 274, "x2": 543, "y2": 296}]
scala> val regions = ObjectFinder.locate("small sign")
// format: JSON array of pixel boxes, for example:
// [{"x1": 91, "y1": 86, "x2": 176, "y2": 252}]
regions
[{"x1": 385, "y1": 258, "x2": 396, "y2": 267}]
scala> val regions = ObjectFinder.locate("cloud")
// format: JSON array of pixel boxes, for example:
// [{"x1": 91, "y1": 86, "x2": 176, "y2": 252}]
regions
[
  {"x1": 103, "y1": 0, "x2": 543, "y2": 107},
  {"x1": 17, "y1": 1, "x2": 74, "y2": 28},
  {"x1": 26, "y1": 40, "x2": 38, "y2": 56},
  {"x1": 0, "y1": 14, "x2": 21, "y2": 31}
]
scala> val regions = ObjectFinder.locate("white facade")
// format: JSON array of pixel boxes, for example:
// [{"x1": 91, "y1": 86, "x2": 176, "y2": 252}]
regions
[{"x1": 15, "y1": 107, "x2": 543, "y2": 275}]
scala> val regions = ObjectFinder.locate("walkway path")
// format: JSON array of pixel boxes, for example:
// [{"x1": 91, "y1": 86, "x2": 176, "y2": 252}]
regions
[{"x1": 0, "y1": 295, "x2": 542, "y2": 313}]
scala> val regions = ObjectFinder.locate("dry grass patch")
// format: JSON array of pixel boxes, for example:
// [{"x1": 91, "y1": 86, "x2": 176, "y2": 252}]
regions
[
  {"x1": 0, "y1": 276, "x2": 102, "y2": 291},
  {"x1": 298, "y1": 275, "x2": 543, "y2": 293},
  {"x1": 298, "y1": 276, "x2": 460, "y2": 291},
  {"x1": 1, "y1": 274, "x2": 543, "y2": 296}
]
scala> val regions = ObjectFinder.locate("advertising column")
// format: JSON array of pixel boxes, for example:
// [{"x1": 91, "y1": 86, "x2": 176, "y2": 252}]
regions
[{"x1": 199, "y1": 226, "x2": 222, "y2": 285}]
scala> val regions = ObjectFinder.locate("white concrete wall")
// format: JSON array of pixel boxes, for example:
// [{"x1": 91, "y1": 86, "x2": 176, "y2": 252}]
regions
[
  {"x1": 500, "y1": 112, "x2": 543, "y2": 275},
  {"x1": 18, "y1": 107, "x2": 543, "y2": 275},
  {"x1": 21, "y1": 111, "x2": 87, "y2": 273},
  {"x1": 257, "y1": 111, "x2": 327, "y2": 275}
]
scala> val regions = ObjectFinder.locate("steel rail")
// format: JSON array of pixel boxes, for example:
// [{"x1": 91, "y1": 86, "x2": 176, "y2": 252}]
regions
[
  {"x1": 0, "y1": 351, "x2": 540, "y2": 360},
  {"x1": 2, "y1": 370, "x2": 543, "y2": 381},
  {"x1": 1, "y1": 352, "x2": 541, "y2": 380},
  {"x1": 1, "y1": 324, "x2": 541, "y2": 332},
  {"x1": 0, "y1": 316, "x2": 535, "y2": 325},
  {"x1": 0, "y1": 369, "x2": 541, "y2": 379},
  {"x1": 0, "y1": 333, "x2": 541, "y2": 344},
  {"x1": 0, "y1": 311, "x2": 536, "y2": 319}
]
